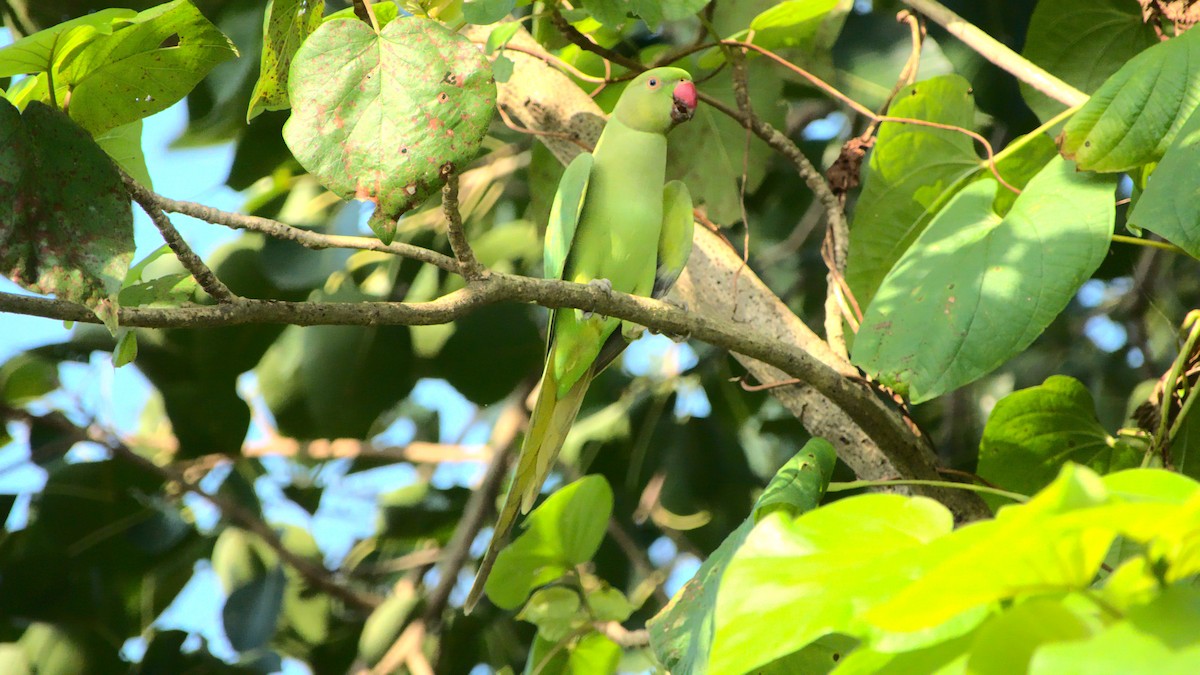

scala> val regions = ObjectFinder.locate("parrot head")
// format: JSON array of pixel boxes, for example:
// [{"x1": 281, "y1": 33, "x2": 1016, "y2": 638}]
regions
[{"x1": 613, "y1": 67, "x2": 697, "y2": 133}]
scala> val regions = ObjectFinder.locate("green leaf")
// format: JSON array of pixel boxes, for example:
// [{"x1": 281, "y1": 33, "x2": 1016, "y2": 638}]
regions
[
  {"x1": 223, "y1": 564, "x2": 287, "y2": 652},
  {"x1": 0, "y1": 8, "x2": 135, "y2": 78},
  {"x1": 486, "y1": 476, "x2": 613, "y2": 610},
  {"x1": 519, "y1": 587, "x2": 584, "y2": 641},
  {"x1": 113, "y1": 330, "x2": 138, "y2": 367},
  {"x1": 486, "y1": 23, "x2": 521, "y2": 54},
  {"x1": 753, "y1": 438, "x2": 836, "y2": 521},
  {"x1": 94, "y1": 119, "x2": 151, "y2": 188},
  {"x1": 566, "y1": 632, "x2": 620, "y2": 674},
  {"x1": 358, "y1": 588, "x2": 419, "y2": 667},
  {"x1": 748, "y1": 0, "x2": 840, "y2": 56},
  {"x1": 649, "y1": 439, "x2": 836, "y2": 672},
  {"x1": 589, "y1": 585, "x2": 634, "y2": 623},
  {"x1": 283, "y1": 16, "x2": 495, "y2": 243},
  {"x1": 1019, "y1": 0, "x2": 1157, "y2": 123},
  {"x1": 0, "y1": 100, "x2": 133, "y2": 331},
  {"x1": 852, "y1": 157, "x2": 1116, "y2": 403},
  {"x1": 464, "y1": 0, "x2": 516, "y2": 24},
  {"x1": 978, "y1": 376, "x2": 1138, "y2": 506},
  {"x1": 708, "y1": 495, "x2": 955, "y2": 674},
  {"x1": 0, "y1": 643, "x2": 30, "y2": 675},
  {"x1": 864, "y1": 465, "x2": 1113, "y2": 633},
  {"x1": 1128, "y1": 107, "x2": 1200, "y2": 257},
  {"x1": 0, "y1": 352, "x2": 59, "y2": 404},
  {"x1": 846, "y1": 75, "x2": 982, "y2": 310},
  {"x1": 1060, "y1": 26, "x2": 1200, "y2": 173},
  {"x1": 965, "y1": 598, "x2": 1093, "y2": 675},
  {"x1": 65, "y1": 0, "x2": 240, "y2": 136},
  {"x1": 493, "y1": 54, "x2": 514, "y2": 83},
  {"x1": 647, "y1": 517, "x2": 753, "y2": 673},
  {"x1": 1030, "y1": 586, "x2": 1200, "y2": 673},
  {"x1": 247, "y1": 0, "x2": 325, "y2": 121}
]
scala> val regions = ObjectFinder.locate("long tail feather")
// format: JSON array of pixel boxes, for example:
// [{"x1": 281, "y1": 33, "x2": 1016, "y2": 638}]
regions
[{"x1": 464, "y1": 364, "x2": 590, "y2": 612}]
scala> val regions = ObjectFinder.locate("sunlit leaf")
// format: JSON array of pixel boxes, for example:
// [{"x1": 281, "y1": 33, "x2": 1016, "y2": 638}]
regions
[
  {"x1": 1060, "y1": 26, "x2": 1200, "y2": 173},
  {"x1": 65, "y1": 0, "x2": 239, "y2": 136},
  {"x1": 852, "y1": 157, "x2": 1115, "y2": 403}
]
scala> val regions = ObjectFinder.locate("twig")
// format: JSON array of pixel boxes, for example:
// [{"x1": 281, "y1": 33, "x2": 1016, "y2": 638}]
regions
[
  {"x1": 370, "y1": 620, "x2": 427, "y2": 675},
  {"x1": 594, "y1": 621, "x2": 650, "y2": 648},
  {"x1": 901, "y1": 0, "x2": 1087, "y2": 106},
  {"x1": 441, "y1": 169, "x2": 485, "y2": 280},
  {"x1": 139, "y1": 187, "x2": 461, "y2": 274},
  {"x1": 0, "y1": 405, "x2": 382, "y2": 609},
  {"x1": 124, "y1": 174, "x2": 238, "y2": 303},
  {"x1": 422, "y1": 392, "x2": 527, "y2": 627},
  {"x1": 549, "y1": 7, "x2": 642, "y2": 71}
]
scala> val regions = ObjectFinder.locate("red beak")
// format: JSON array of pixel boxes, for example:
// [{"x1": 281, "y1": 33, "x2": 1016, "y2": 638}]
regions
[{"x1": 671, "y1": 80, "x2": 698, "y2": 124}]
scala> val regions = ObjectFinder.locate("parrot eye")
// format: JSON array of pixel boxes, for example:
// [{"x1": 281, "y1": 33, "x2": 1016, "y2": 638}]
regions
[{"x1": 647, "y1": 77, "x2": 660, "y2": 89}]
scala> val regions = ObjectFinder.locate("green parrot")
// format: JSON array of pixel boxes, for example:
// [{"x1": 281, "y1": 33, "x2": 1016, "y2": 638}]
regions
[{"x1": 465, "y1": 67, "x2": 698, "y2": 611}]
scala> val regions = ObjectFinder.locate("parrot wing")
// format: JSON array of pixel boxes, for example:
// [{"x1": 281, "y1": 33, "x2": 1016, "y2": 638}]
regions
[
  {"x1": 651, "y1": 180, "x2": 694, "y2": 299},
  {"x1": 544, "y1": 151, "x2": 594, "y2": 283},
  {"x1": 591, "y1": 179, "x2": 694, "y2": 374}
]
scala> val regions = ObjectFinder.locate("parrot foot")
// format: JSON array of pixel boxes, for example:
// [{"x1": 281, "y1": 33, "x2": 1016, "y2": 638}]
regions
[
  {"x1": 649, "y1": 298, "x2": 689, "y2": 338},
  {"x1": 580, "y1": 278, "x2": 614, "y2": 320},
  {"x1": 622, "y1": 321, "x2": 646, "y2": 341}
]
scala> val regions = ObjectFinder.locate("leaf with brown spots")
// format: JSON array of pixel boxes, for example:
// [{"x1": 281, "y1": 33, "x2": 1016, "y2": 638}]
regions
[
  {"x1": 247, "y1": 0, "x2": 326, "y2": 122},
  {"x1": 283, "y1": 16, "x2": 495, "y2": 244},
  {"x1": 0, "y1": 100, "x2": 133, "y2": 332}
]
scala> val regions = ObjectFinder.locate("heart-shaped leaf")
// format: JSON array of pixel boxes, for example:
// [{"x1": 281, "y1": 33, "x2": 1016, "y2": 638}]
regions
[
  {"x1": 852, "y1": 157, "x2": 1115, "y2": 403},
  {"x1": 283, "y1": 16, "x2": 495, "y2": 243},
  {"x1": 978, "y1": 376, "x2": 1138, "y2": 507},
  {"x1": 846, "y1": 75, "x2": 981, "y2": 310}
]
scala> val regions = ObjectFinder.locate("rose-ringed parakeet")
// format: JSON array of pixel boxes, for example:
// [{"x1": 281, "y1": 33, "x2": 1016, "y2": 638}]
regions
[{"x1": 465, "y1": 67, "x2": 698, "y2": 611}]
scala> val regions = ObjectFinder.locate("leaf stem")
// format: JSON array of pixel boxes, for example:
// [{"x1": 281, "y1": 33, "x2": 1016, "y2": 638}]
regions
[
  {"x1": 827, "y1": 478, "x2": 1026, "y2": 503},
  {"x1": 1111, "y1": 234, "x2": 1187, "y2": 254},
  {"x1": 991, "y1": 104, "x2": 1081, "y2": 166}
]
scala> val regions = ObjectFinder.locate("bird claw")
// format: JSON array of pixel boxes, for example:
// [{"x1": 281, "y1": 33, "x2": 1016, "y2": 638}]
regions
[
  {"x1": 649, "y1": 298, "x2": 689, "y2": 338},
  {"x1": 580, "y1": 278, "x2": 614, "y2": 320}
]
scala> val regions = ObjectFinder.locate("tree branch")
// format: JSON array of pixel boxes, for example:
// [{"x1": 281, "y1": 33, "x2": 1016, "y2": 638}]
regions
[
  {"x1": 0, "y1": 405, "x2": 381, "y2": 610},
  {"x1": 422, "y1": 391, "x2": 527, "y2": 629},
  {"x1": 124, "y1": 174, "x2": 238, "y2": 303},
  {"x1": 138, "y1": 187, "x2": 463, "y2": 274},
  {"x1": 441, "y1": 169, "x2": 484, "y2": 280}
]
